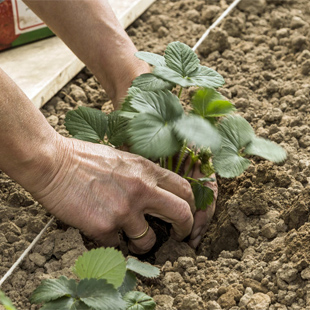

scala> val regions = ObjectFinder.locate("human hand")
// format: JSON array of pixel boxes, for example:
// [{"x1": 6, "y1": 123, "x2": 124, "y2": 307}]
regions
[
  {"x1": 30, "y1": 135, "x2": 195, "y2": 254},
  {"x1": 188, "y1": 166, "x2": 218, "y2": 249}
]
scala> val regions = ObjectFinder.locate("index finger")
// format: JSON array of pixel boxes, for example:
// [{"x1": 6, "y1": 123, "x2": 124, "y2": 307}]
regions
[
  {"x1": 145, "y1": 186, "x2": 194, "y2": 241},
  {"x1": 155, "y1": 165, "x2": 196, "y2": 214}
]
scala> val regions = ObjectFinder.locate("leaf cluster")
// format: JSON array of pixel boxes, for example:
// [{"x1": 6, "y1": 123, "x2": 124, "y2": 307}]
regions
[
  {"x1": 0, "y1": 290, "x2": 17, "y2": 310},
  {"x1": 30, "y1": 248, "x2": 159, "y2": 310},
  {"x1": 65, "y1": 41, "x2": 286, "y2": 211}
]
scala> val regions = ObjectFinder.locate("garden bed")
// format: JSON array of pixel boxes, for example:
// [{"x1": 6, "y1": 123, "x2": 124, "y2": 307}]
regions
[{"x1": 1, "y1": 0, "x2": 310, "y2": 309}]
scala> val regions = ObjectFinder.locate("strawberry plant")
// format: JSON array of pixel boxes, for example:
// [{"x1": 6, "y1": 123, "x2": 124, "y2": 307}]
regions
[
  {"x1": 65, "y1": 41, "x2": 286, "y2": 211},
  {"x1": 0, "y1": 290, "x2": 17, "y2": 310},
  {"x1": 30, "y1": 247, "x2": 159, "y2": 310}
]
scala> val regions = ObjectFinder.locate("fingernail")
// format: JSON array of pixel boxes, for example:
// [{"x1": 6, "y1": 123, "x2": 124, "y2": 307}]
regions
[
  {"x1": 190, "y1": 235, "x2": 202, "y2": 248},
  {"x1": 191, "y1": 227, "x2": 203, "y2": 240}
]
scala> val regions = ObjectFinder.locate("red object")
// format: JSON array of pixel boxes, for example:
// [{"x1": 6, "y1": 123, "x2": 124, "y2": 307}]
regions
[{"x1": 0, "y1": 0, "x2": 19, "y2": 50}]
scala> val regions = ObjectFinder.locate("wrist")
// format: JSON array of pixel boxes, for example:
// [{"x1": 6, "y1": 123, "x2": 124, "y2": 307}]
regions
[
  {"x1": 1, "y1": 130, "x2": 65, "y2": 197},
  {"x1": 94, "y1": 51, "x2": 150, "y2": 109}
]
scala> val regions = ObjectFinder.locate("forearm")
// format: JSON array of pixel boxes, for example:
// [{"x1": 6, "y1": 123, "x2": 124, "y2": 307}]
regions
[
  {"x1": 0, "y1": 68, "x2": 60, "y2": 193},
  {"x1": 23, "y1": 0, "x2": 149, "y2": 106}
]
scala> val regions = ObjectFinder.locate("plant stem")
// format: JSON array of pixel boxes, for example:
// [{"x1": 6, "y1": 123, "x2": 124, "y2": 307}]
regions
[
  {"x1": 167, "y1": 156, "x2": 173, "y2": 171},
  {"x1": 184, "y1": 176, "x2": 198, "y2": 182},
  {"x1": 174, "y1": 144, "x2": 187, "y2": 175},
  {"x1": 178, "y1": 87, "x2": 183, "y2": 98}
]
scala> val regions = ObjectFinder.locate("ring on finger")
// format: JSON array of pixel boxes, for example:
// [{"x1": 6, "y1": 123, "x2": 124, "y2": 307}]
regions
[{"x1": 127, "y1": 221, "x2": 149, "y2": 240}]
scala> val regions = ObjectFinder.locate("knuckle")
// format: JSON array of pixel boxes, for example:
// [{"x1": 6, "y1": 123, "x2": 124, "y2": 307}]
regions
[
  {"x1": 113, "y1": 203, "x2": 131, "y2": 220},
  {"x1": 127, "y1": 177, "x2": 147, "y2": 199},
  {"x1": 135, "y1": 237, "x2": 155, "y2": 252},
  {"x1": 181, "y1": 179, "x2": 194, "y2": 200},
  {"x1": 177, "y1": 202, "x2": 193, "y2": 225},
  {"x1": 96, "y1": 222, "x2": 115, "y2": 236}
]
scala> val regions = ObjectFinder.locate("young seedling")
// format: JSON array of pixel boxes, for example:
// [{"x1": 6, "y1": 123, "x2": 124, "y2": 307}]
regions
[
  {"x1": 0, "y1": 290, "x2": 17, "y2": 310},
  {"x1": 65, "y1": 41, "x2": 286, "y2": 212},
  {"x1": 30, "y1": 247, "x2": 159, "y2": 310}
]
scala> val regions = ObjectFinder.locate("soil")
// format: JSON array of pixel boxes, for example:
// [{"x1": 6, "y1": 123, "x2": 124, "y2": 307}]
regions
[{"x1": 1, "y1": 0, "x2": 310, "y2": 309}]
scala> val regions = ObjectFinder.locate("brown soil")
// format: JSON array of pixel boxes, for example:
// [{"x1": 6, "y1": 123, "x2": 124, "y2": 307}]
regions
[{"x1": 1, "y1": 0, "x2": 310, "y2": 309}]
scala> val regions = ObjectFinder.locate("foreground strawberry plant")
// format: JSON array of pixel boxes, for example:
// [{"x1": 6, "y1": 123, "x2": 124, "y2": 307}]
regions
[
  {"x1": 0, "y1": 290, "x2": 17, "y2": 310},
  {"x1": 65, "y1": 41, "x2": 286, "y2": 210},
  {"x1": 30, "y1": 247, "x2": 159, "y2": 310}
]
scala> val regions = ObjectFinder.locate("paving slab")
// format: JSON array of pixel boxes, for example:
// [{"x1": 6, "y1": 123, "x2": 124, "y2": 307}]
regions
[{"x1": 0, "y1": 0, "x2": 155, "y2": 108}]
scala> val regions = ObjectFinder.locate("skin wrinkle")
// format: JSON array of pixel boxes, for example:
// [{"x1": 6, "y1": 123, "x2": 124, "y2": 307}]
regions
[{"x1": 30, "y1": 137, "x2": 75, "y2": 201}]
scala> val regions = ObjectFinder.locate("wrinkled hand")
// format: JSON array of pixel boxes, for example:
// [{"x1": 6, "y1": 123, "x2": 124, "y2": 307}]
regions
[
  {"x1": 31, "y1": 135, "x2": 196, "y2": 254},
  {"x1": 188, "y1": 165, "x2": 218, "y2": 249}
]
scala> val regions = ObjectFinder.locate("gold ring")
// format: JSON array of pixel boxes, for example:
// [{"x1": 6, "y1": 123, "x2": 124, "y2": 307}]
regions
[{"x1": 127, "y1": 222, "x2": 149, "y2": 240}]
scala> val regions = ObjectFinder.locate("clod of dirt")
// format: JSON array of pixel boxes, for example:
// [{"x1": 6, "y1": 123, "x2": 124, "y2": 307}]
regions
[
  {"x1": 201, "y1": 5, "x2": 220, "y2": 22},
  {"x1": 197, "y1": 27, "x2": 230, "y2": 56},
  {"x1": 290, "y1": 16, "x2": 307, "y2": 29},
  {"x1": 52, "y1": 227, "x2": 87, "y2": 259},
  {"x1": 238, "y1": 0, "x2": 266, "y2": 14},
  {"x1": 282, "y1": 199, "x2": 310, "y2": 230},
  {"x1": 301, "y1": 59, "x2": 310, "y2": 75},
  {"x1": 155, "y1": 238, "x2": 196, "y2": 265},
  {"x1": 222, "y1": 16, "x2": 245, "y2": 37}
]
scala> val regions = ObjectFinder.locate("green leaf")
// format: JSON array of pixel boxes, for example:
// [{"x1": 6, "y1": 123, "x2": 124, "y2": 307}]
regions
[
  {"x1": 121, "y1": 87, "x2": 143, "y2": 114},
  {"x1": 189, "y1": 66, "x2": 225, "y2": 88},
  {"x1": 127, "y1": 90, "x2": 184, "y2": 159},
  {"x1": 244, "y1": 137, "x2": 287, "y2": 163},
  {"x1": 132, "y1": 73, "x2": 175, "y2": 91},
  {"x1": 174, "y1": 115, "x2": 221, "y2": 153},
  {"x1": 73, "y1": 248, "x2": 126, "y2": 289},
  {"x1": 107, "y1": 111, "x2": 129, "y2": 147},
  {"x1": 191, "y1": 183, "x2": 214, "y2": 211},
  {"x1": 30, "y1": 276, "x2": 77, "y2": 304},
  {"x1": 41, "y1": 297, "x2": 91, "y2": 310},
  {"x1": 213, "y1": 145, "x2": 252, "y2": 178},
  {"x1": 78, "y1": 278, "x2": 126, "y2": 310},
  {"x1": 164, "y1": 41, "x2": 200, "y2": 77},
  {"x1": 135, "y1": 51, "x2": 166, "y2": 67},
  {"x1": 213, "y1": 115, "x2": 254, "y2": 178},
  {"x1": 218, "y1": 115, "x2": 255, "y2": 149},
  {"x1": 192, "y1": 88, "x2": 235, "y2": 118},
  {"x1": 124, "y1": 292, "x2": 156, "y2": 310},
  {"x1": 118, "y1": 271, "x2": 137, "y2": 296},
  {"x1": 0, "y1": 290, "x2": 17, "y2": 310},
  {"x1": 130, "y1": 90, "x2": 183, "y2": 121},
  {"x1": 153, "y1": 66, "x2": 192, "y2": 87},
  {"x1": 204, "y1": 100, "x2": 236, "y2": 117},
  {"x1": 126, "y1": 258, "x2": 160, "y2": 278},
  {"x1": 65, "y1": 106, "x2": 108, "y2": 143},
  {"x1": 129, "y1": 113, "x2": 181, "y2": 159},
  {"x1": 153, "y1": 65, "x2": 225, "y2": 89}
]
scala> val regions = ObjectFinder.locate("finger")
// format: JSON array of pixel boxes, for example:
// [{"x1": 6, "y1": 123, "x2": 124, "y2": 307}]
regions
[
  {"x1": 188, "y1": 164, "x2": 218, "y2": 248},
  {"x1": 188, "y1": 180, "x2": 218, "y2": 248},
  {"x1": 145, "y1": 186, "x2": 194, "y2": 241},
  {"x1": 92, "y1": 230, "x2": 121, "y2": 248},
  {"x1": 122, "y1": 217, "x2": 156, "y2": 255},
  {"x1": 188, "y1": 203, "x2": 215, "y2": 248},
  {"x1": 155, "y1": 166, "x2": 196, "y2": 214}
]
